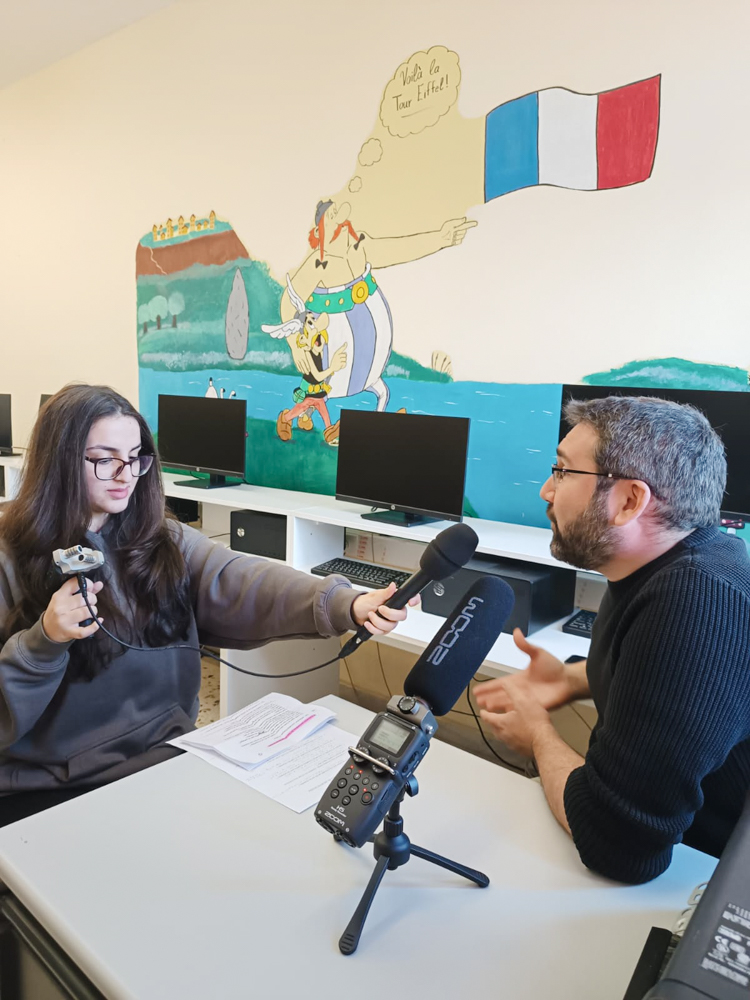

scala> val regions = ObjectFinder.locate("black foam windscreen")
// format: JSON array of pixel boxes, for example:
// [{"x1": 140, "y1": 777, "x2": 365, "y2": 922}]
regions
[
  {"x1": 403, "y1": 575, "x2": 515, "y2": 716},
  {"x1": 419, "y1": 522, "x2": 479, "y2": 580},
  {"x1": 338, "y1": 522, "x2": 480, "y2": 660}
]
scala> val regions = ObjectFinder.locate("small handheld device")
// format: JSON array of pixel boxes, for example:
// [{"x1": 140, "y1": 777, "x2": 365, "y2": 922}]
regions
[
  {"x1": 52, "y1": 545, "x2": 105, "y2": 627},
  {"x1": 315, "y1": 695, "x2": 436, "y2": 848}
]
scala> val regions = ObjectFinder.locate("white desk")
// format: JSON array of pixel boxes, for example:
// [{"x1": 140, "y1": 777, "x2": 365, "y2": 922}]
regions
[{"x1": 0, "y1": 697, "x2": 716, "y2": 1000}]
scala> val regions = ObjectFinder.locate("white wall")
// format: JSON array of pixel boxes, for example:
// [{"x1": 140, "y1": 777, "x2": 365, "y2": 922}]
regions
[{"x1": 2, "y1": 0, "x2": 749, "y2": 445}]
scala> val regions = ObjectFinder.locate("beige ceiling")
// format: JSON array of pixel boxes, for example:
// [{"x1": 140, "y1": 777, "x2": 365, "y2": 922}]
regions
[{"x1": 0, "y1": 0, "x2": 178, "y2": 91}]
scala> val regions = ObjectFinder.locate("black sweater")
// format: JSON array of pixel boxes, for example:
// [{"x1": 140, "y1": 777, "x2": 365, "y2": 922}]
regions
[{"x1": 563, "y1": 527, "x2": 750, "y2": 884}]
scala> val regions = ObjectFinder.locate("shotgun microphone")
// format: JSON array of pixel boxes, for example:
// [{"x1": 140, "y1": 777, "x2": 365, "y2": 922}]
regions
[
  {"x1": 339, "y1": 522, "x2": 479, "y2": 659},
  {"x1": 403, "y1": 574, "x2": 515, "y2": 715}
]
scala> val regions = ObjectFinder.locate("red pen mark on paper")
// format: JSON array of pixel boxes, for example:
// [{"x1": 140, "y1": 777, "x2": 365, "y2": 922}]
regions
[{"x1": 269, "y1": 714, "x2": 314, "y2": 746}]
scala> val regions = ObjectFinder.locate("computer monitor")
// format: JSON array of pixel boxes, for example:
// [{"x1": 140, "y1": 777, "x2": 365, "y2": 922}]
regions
[
  {"x1": 157, "y1": 394, "x2": 247, "y2": 489},
  {"x1": 39, "y1": 394, "x2": 52, "y2": 409},
  {"x1": 559, "y1": 385, "x2": 750, "y2": 519},
  {"x1": 0, "y1": 395, "x2": 20, "y2": 457},
  {"x1": 335, "y1": 410, "x2": 470, "y2": 527}
]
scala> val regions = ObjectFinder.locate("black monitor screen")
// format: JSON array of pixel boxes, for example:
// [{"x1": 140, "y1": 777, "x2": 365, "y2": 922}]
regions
[
  {"x1": 335, "y1": 410, "x2": 469, "y2": 522},
  {"x1": 40, "y1": 394, "x2": 52, "y2": 409},
  {"x1": 157, "y1": 395, "x2": 247, "y2": 478},
  {"x1": 0, "y1": 395, "x2": 12, "y2": 453},
  {"x1": 560, "y1": 385, "x2": 750, "y2": 517}
]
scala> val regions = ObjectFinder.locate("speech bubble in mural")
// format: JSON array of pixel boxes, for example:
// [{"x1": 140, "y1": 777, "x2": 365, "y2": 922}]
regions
[
  {"x1": 358, "y1": 138, "x2": 383, "y2": 166},
  {"x1": 380, "y1": 46, "x2": 461, "y2": 138}
]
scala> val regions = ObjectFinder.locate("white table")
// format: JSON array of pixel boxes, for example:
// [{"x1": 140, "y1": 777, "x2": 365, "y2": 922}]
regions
[{"x1": 0, "y1": 697, "x2": 716, "y2": 1000}]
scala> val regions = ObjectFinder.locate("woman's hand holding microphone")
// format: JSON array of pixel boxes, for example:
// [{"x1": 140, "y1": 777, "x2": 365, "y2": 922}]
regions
[{"x1": 42, "y1": 578, "x2": 104, "y2": 643}]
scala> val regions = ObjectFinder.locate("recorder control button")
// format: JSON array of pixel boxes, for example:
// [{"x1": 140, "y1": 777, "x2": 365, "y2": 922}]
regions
[
  {"x1": 342, "y1": 796, "x2": 351, "y2": 805},
  {"x1": 361, "y1": 792, "x2": 373, "y2": 805},
  {"x1": 370, "y1": 782, "x2": 380, "y2": 790},
  {"x1": 337, "y1": 779, "x2": 347, "y2": 789},
  {"x1": 330, "y1": 789, "x2": 340, "y2": 799},
  {"x1": 397, "y1": 696, "x2": 418, "y2": 714},
  {"x1": 349, "y1": 785, "x2": 359, "y2": 795}
]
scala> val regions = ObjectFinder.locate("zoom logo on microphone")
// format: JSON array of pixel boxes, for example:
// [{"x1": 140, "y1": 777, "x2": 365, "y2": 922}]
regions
[{"x1": 425, "y1": 596, "x2": 485, "y2": 666}]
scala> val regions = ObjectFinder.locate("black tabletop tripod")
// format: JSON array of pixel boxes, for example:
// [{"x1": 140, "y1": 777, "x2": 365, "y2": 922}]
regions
[{"x1": 337, "y1": 775, "x2": 489, "y2": 955}]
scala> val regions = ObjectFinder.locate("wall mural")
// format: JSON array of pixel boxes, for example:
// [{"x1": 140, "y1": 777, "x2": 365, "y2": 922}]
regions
[{"x1": 136, "y1": 47, "x2": 745, "y2": 529}]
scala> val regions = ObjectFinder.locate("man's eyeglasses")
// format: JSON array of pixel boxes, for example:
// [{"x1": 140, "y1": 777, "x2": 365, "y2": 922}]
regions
[
  {"x1": 551, "y1": 465, "x2": 631, "y2": 485},
  {"x1": 85, "y1": 455, "x2": 154, "y2": 481}
]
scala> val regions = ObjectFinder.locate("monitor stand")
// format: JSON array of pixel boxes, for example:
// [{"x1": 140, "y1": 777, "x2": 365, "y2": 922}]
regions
[
  {"x1": 173, "y1": 474, "x2": 240, "y2": 490},
  {"x1": 0, "y1": 448, "x2": 22, "y2": 457},
  {"x1": 361, "y1": 509, "x2": 441, "y2": 528}
]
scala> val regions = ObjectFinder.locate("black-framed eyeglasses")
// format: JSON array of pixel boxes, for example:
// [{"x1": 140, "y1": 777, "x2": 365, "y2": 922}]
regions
[
  {"x1": 550, "y1": 464, "x2": 662, "y2": 499},
  {"x1": 85, "y1": 455, "x2": 154, "y2": 481},
  {"x1": 551, "y1": 465, "x2": 632, "y2": 485}
]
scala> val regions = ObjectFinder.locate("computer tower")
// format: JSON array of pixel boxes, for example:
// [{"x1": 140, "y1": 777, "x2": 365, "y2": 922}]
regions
[
  {"x1": 230, "y1": 509, "x2": 287, "y2": 561},
  {"x1": 166, "y1": 497, "x2": 200, "y2": 524},
  {"x1": 421, "y1": 553, "x2": 576, "y2": 635}
]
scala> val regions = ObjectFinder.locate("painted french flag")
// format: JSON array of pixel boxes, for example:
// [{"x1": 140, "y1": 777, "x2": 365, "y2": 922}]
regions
[{"x1": 484, "y1": 75, "x2": 661, "y2": 200}]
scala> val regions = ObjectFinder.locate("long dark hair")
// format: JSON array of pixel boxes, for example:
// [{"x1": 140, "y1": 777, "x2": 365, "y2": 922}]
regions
[{"x1": 0, "y1": 384, "x2": 192, "y2": 680}]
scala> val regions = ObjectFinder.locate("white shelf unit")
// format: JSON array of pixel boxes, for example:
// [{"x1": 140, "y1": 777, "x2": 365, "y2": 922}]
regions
[{"x1": 161, "y1": 474, "x2": 592, "y2": 711}]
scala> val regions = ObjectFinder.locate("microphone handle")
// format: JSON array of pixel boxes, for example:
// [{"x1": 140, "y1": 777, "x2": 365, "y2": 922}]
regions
[
  {"x1": 77, "y1": 573, "x2": 95, "y2": 627},
  {"x1": 383, "y1": 568, "x2": 431, "y2": 610},
  {"x1": 339, "y1": 569, "x2": 431, "y2": 658}
]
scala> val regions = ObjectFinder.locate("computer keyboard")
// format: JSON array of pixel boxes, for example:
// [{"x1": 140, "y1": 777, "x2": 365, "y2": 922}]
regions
[
  {"x1": 562, "y1": 609, "x2": 598, "y2": 637},
  {"x1": 310, "y1": 557, "x2": 411, "y2": 590}
]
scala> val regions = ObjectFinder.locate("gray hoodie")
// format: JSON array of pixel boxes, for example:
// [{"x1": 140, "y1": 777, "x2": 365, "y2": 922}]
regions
[{"x1": 0, "y1": 523, "x2": 357, "y2": 793}]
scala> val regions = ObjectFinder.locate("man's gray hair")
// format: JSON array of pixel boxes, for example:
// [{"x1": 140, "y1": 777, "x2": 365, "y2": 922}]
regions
[{"x1": 563, "y1": 395, "x2": 727, "y2": 530}]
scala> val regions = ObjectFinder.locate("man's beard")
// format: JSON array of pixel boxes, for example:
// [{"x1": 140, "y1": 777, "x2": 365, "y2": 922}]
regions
[{"x1": 548, "y1": 488, "x2": 617, "y2": 570}]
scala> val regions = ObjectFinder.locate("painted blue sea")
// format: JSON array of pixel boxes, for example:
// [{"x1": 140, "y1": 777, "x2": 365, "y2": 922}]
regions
[{"x1": 139, "y1": 368, "x2": 563, "y2": 528}]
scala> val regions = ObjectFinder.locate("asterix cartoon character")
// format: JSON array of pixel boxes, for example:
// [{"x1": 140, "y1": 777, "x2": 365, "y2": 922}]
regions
[
  {"x1": 262, "y1": 274, "x2": 348, "y2": 445},
  {"x1": 279, "y1": 199, "x2": 477, "y2": 413}
]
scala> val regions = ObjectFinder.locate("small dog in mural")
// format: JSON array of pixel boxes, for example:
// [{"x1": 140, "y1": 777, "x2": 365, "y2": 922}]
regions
[{"x1": 262, "y1": 275, "x2": 347, "y2": 446}]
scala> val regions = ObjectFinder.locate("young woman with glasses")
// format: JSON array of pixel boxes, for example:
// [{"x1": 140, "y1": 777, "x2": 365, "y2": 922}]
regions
[{"x1": 0, "y1": 384, "x2": 411, "y2": 826}]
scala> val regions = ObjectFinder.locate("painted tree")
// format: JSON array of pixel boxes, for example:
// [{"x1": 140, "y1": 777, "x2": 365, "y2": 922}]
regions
[
  {"x1": 148, "y1": 295, "x2": 169, "y2": 331},
  {"x1": 138, "y1": 303, "x2": 150, "y2": 335},
  {"x1": 168, "y1": 291, "x2": 185, "y2": 328}
]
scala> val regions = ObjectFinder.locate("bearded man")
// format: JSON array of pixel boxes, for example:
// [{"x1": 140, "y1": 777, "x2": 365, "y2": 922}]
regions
[{"x1": 475, "y1": 395, "x2": 750, "y2": 884}]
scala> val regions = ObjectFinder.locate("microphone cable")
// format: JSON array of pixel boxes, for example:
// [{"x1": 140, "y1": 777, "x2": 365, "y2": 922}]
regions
[
  {"x1": 464, "y1": 679, "x2": 528, "y2": 776},
  {"x1": 77, "y1": 573, "x2": 344, "y2": 679}
]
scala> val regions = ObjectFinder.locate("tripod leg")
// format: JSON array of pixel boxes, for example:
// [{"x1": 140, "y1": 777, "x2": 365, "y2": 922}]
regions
[
  {"x1": 409, "y1": 844, "x2": 489, "y2": 887},
  {"x1": 339, "y1": 854, "x2": 390, "y2": 955}
]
